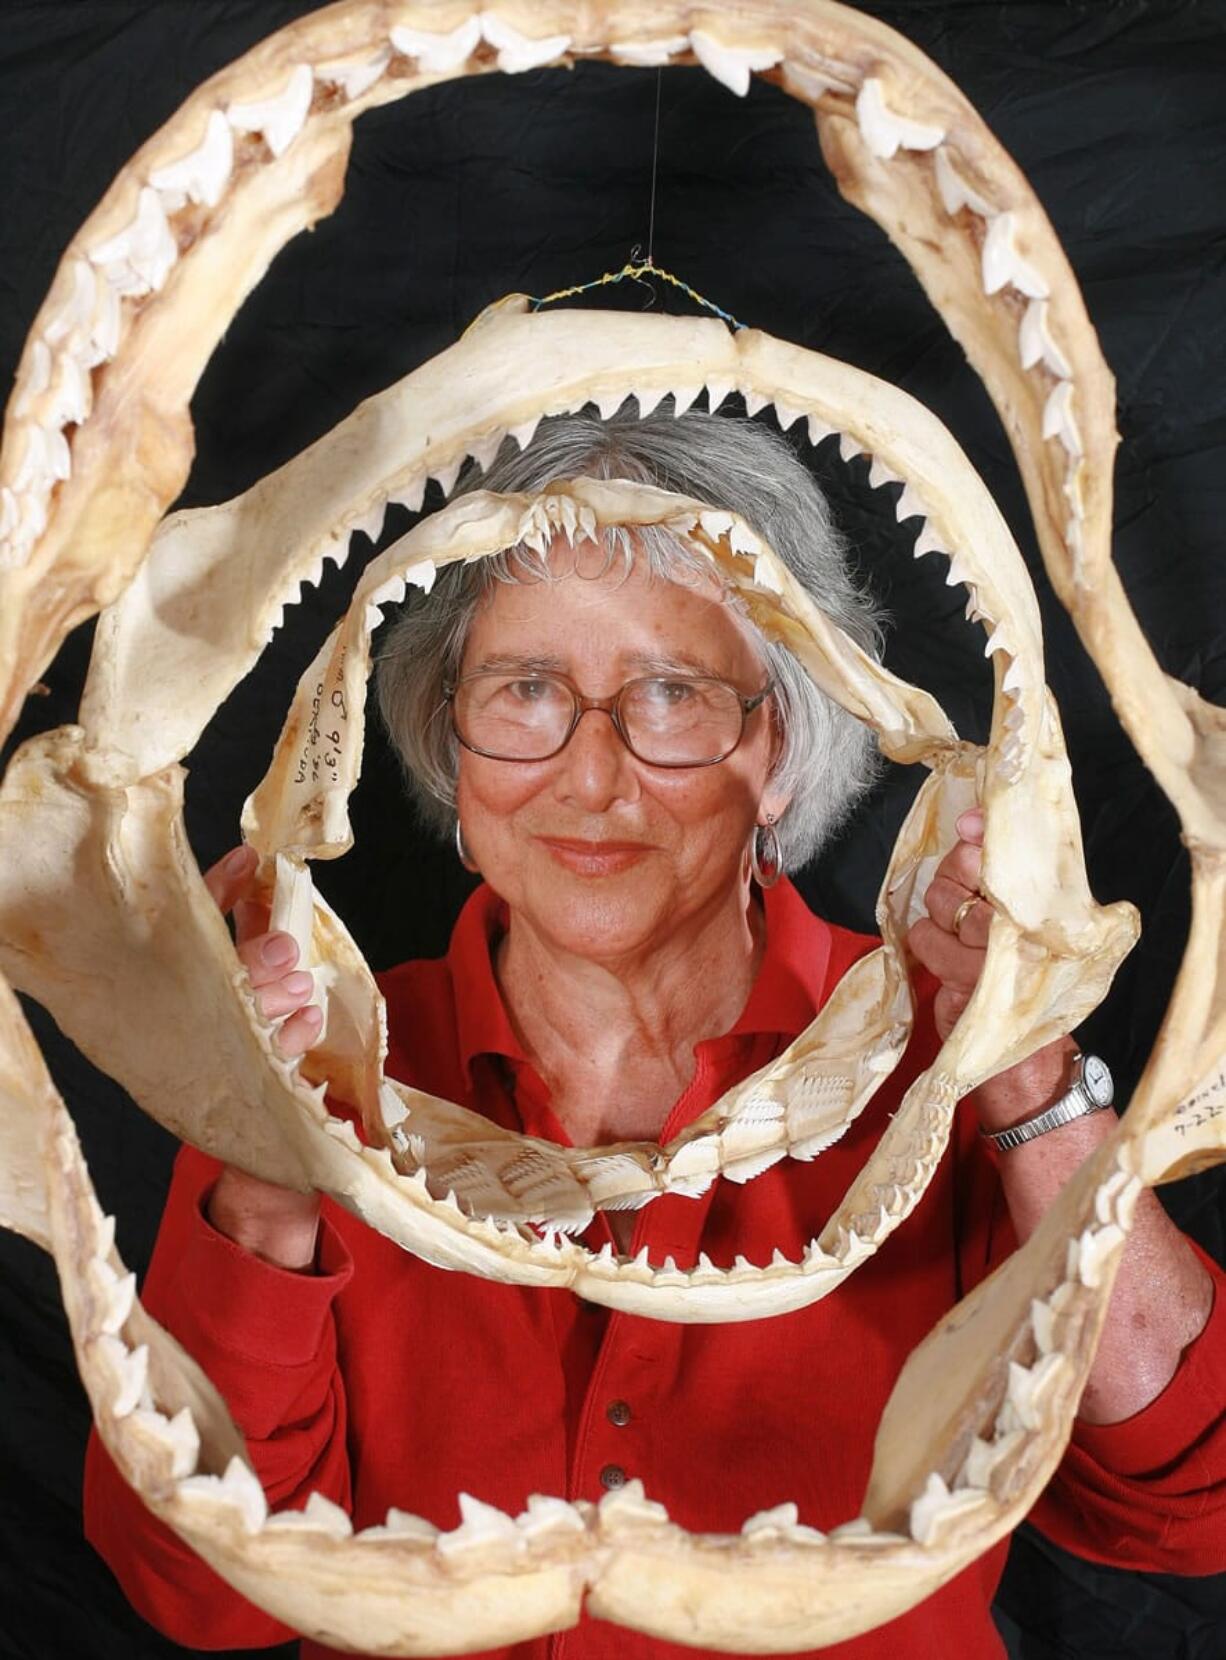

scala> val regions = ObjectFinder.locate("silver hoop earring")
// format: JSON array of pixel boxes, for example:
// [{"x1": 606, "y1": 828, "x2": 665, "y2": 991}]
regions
[
  {"x1": 749, "y1": 814, "x2": 783, "y2": 889},
  {"x1": 455, "y1": 819, "x2": 479, "y2": 873}
]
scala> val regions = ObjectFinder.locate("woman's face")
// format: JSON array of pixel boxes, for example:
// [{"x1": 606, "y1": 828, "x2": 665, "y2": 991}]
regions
[{"x1": 454, "y1": 539, "x2": 790, "y2": 964}]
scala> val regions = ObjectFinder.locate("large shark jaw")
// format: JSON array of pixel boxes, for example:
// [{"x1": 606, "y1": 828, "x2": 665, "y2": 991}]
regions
[{"x1": 0, "y1": 0, "x2": 1222, "y2": 1651}]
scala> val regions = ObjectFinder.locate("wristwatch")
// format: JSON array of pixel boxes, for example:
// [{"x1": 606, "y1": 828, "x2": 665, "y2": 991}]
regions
[{"x1": 981, "y1": 1053, "x2": 1114, "y2": 1152}]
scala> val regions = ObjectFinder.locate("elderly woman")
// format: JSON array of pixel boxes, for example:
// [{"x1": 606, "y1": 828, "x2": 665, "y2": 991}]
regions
[{"x1": 85, "y1": 410, "x2": 1223, "y2": 1658}]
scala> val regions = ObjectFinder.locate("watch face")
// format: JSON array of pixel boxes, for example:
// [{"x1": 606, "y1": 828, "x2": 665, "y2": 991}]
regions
[{"x1": 1082, "y1": 1054, "x2": 1113, "y2": 1107}]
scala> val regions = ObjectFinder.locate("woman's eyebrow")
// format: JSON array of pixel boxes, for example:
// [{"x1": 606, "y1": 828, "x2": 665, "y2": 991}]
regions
[
  {"x1": 623, "y1": 650, "x2": 720, "y2": 677},
  {"x1": 465, "y1": 652, "x2": 569, "y2": 675}
]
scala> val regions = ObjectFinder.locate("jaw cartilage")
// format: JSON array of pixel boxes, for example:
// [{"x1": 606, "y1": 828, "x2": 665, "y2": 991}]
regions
[{"x1": 0, "y1": 0, "x2": 1221, "y2": 1651}]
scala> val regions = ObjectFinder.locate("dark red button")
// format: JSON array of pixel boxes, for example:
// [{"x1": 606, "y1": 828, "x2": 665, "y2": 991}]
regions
[
  {"x1": 600, "y1": 1464, "x2": 627, "y2": 1491},
  {"x1": 606, "y1": 1399, "x2": 632, "y2": 1427}
]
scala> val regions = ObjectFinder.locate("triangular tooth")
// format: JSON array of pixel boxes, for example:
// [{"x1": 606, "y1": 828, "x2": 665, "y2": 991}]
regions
[
  {"x1": 838, "y1": 431, "x2": 863, "y2": 463},
  {"x1": 113, "y1": 1343, "x2": 150, "y2": 1418},
  {"x1": 508, "y1": 415, "x2": 542, "y2": 449},
  {"x1": 101, "y1": 1271, "x2": 137, "y2": 1336},
  {"x1": 595, "y1": 390, "x2": 627, "y2": 419},
  {"x1": 772, "y1": 400, "x2": 804, "y2": 431},
  {"x1": 742, "y1": 388, "x2": 769, "y2": 417},
  {"x1": 770, "y1": 1247, "x2": 792, "y2": 1269},
  {"x1": 895, "y1": 485, "x2": 925, "y2": 522},
  {"x1": 670, "y1": 385, "x2": 702, "y2": 416},
  {"x1": 945, "y1": 555, "x2": 971, "y2": 588},
  {"x1": 806, "y1": 414, "x2": 834, "y2": 447},
  {"x1": 733, "y1": 1253, "x2": 754, "y2": 1273},
  {"x1": 867, "y1": 457, "x2": 899, "y2": 489},
  {"x1": 431, "y1": 457, "x2": 462, "y2": 497},
  {"x1": 95, "y1": 1214, "x2": 117, "y2": 1259},
  {"x1": 913, "y1": 525, "x2": 944, "y2": 558},
  {"x1": 634, "y1": 386, "x2": 668, "y2": 418},
  {"x1": 467, "y1": 432, "x2": 503, "y2": 471},
  {"x1": 704, "y1": 378, "x2": 734, "y2": 410},
  {"x1": 983, "y1": 626, "x2": 1008, "y2": 657},
  {"x1": 631, "y1": 1246, "x2": 651, "y2": 1271},
  {"x1": 596, "y1": 1241, "x2": 617, "y2": 1267},
  {"x1": 696, "y1": 1251, "x2": 718, "y2": 1275},
  {"x1": 1002, "y1": 658, "x2": 1025, "y2": 696}
]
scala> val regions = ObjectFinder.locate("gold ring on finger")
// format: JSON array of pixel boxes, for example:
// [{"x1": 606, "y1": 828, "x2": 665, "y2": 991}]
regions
[{"x1": 952, "y1": 895, "x2": 978, "y2": 937}]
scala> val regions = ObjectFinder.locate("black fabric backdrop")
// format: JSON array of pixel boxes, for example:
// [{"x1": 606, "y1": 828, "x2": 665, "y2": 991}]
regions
[{"x1": 1, "y1": 2, "x2": 1225, "y2": 1656}]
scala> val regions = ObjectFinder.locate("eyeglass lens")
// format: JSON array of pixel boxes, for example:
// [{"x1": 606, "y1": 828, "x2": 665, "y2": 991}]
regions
[{"x1": 454, "y1": 674, "x2": 750, "y2": 765}]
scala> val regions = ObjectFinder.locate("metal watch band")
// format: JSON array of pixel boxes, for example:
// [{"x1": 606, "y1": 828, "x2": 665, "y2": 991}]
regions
[{"x1": 981, "y1": 1054, "x2": 1113, "y2": 1153}]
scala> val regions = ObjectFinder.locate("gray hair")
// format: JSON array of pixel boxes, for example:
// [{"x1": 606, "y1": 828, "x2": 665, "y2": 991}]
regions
[{"x1": 375, "y1": 404, "x2": 883, "y2": 870}]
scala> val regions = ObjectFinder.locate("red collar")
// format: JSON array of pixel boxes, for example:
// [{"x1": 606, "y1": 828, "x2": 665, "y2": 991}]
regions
[{"x1": 448, "y1": 877, "x2": 837, "y2": 1088}]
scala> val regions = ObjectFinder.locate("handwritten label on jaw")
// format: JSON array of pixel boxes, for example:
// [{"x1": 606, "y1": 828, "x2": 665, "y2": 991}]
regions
[
  {"x1": 293, "y1": 646, "x2": 349, "y2": 790},
  {"x1": 1173, "y1": 1067, "x2": 1226, "y2": 1137}
]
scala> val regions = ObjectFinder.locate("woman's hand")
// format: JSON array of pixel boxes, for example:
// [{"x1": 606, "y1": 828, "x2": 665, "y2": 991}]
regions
[
  {"x1": 203, "y1": 845, "x2": 323, "y2": 1059},
  {"x1": 906, "y1": 807, "x2": 994, "y2": 1043},
  {"x1": 199, "y1": 845, "x2": 322, "y2": 1269}
]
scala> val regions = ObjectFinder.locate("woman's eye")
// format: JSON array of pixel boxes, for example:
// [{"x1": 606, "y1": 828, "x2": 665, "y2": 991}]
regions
[
  {"x1": 505, "y1": 678, "x2": 559, "y2": 704},
  {"x1": 646, "y1": 679, "x2": 697, "y2": 705}
]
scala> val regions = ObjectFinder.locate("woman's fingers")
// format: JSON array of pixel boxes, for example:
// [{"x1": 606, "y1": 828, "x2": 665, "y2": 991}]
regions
[
  {"x1": 923, "y1": 874, "x2": 993, "y2": 949},
  {"x1": 276, "y1": 1003, "x2": 325, "y2": 1059},
  {"x1": 202, "y1": 844, "x2": 257, "y2": 914},
  {"x1": 908, "y1": 915, "x2": 985, "y2": 990},
  {"x1": 202, "y1": 847, "x2": 322, "y2": 1053}
]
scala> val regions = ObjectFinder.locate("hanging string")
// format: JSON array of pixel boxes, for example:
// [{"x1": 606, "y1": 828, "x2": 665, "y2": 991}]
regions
[{"x1": 528, "y1": 68, "x2": 744, "y2": 332}]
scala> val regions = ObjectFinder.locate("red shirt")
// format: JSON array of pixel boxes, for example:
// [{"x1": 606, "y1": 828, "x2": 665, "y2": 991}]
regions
[{"x1": 85, "y1": 879, "x2": 1226, "y2": 1658}]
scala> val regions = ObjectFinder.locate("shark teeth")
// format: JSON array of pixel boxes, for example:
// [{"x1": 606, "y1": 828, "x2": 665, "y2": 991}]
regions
[
  {"x1": 908, "y1": 1472, "x2": 992, "y2": 1545},
  {"x1": 179, "y1": 1455, "x2": 268, "y2": 1534},
  {"x1": 149, "y1": 110, "x2": 234, "y2": 208},
  {"x1": 227, "y1": 64, "x2": 313, "y2": 158},
  {"x1": 265, "y1": 1490, "x2": 354, "y2": 1537},
  {"x1": 609, "y1": 35, "x2": 689, "y2": 68},
  {"x1": 933, "y1": 147, "x2": 993, "y2": 218},
  {"x1": 689, "y1": 31, "x2": 782, "y2": 97},
  {"x1": 437, "y1": 1493, "x2": 521, "y2": 1558},
  {"x1": 130, "y1": 1404, "x2": 200, "y2": 1479},
  {"x1": 856, "y1": 78, "x2": 944, "y2": 160},
  {"x1": 981, "y1": 212, "x2": 1049, "y2": 301},
  {"x1": 480, "y1": 15, "x2": 571, "y2": 74},
  {"x1": 89, "y1": 187, "x2": 178, "y2": 296},
  {"x1": 314, "y1": 47, "x2": 391, "y2": 102},
  {"x1": 390, "y1": 18, "x2": 481, "y2": 73}
]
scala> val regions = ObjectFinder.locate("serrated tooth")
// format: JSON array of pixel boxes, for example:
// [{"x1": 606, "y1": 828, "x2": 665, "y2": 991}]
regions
[
  {"x1": 806, "y1": 413, "x2": 834, "y2": 447},
  {"x1": 438, "y1": 1493, "x2": 521, "y2": 1557},
  {"x1": 358, "y1": 1506, "x2": 439, "y2": 1543},
  {"x1": 517, "y1": 1494, "x2": 587, "y2": 1541},
  {"x1": 945, "y1": 554, "x2": 972, "y2": 588},
  {"x1": 630, "y1": 1245, "x2": 651, "y2": 1272},
  {"x1": 934, "y1": 146, "x2": 993, "y2": 218},
  {"x1": 507, "y1": 415, "x2": 541, "y2": 450},
  {"x1": 1018, "y1": 296, "x2": 1072, "y2": 378},
  {"x1": 150, "y1": 109, "x2": 234, "y2": 207},
  {"x1": 894, "y1": 485, "x2": 925, "y2": 522},
  {"x1": 430, "y1": 457, "x2": 462, "y2": 497},
  {"x1": 1042, "y1": 380, "x2": 1082, "y2": 458},
  {"x1": 633, "y1": 386, "x2": 668, "y2": 418},
  {"x1": 113, "y1": 1343, "x2": 150, "y2": 1418},
  {"x1": 1002, "y1": 657, "x2": 1025, "y2": 696},
  {"x1": 838, "y1": 431, "x2": 863, "y2": 463},
  {"x1": 704, "y1": 378, "x2": 733, "y2": 410},
  {"x1": 390, "y1": 18, "x2": 482, "y2": 72},
  {"x1": 741, "y1": 1502, "x2": 799, "y2": 1538},
  {"x1": 1030, "y1": 1296, "x2": 1057, "y2": 1356},
  {"x1": 982, "y1": 211, "x2": 1049, "y2": 300},
  {"x1": 867, "y1": 457, "x2": 899, "y2": 489},
  {"x1": 466, "y1": 431, "x2": 503, "y2": 471},
  {"x1": 913, "y1": 524, "x2": 944, "y2": 558},
  {"x1": 983, "y1": 626, "x2": 1008, "y2": 657},
  {"x1": 594, "y1": 390, "x2": 626, "y2": 420},
  {"x1": 1077, "y1": 1223, "x2": 1124, "y2": 1289},
  {"x1": 855, "y1": 78, "x2": 944, "y2": 160},
  {"x1": 670, "y1": 385, "x2": 702, "y2": 416},
  {"x1": 266, "y1": 1491, "x2": 353, "y2": 1536},
  {"x1": 689, "y1": 31, "x2": 781, "y2": 97},
  {"x1": 772, "y1": 400, "x2": 804, "y2": 431},
  {"x1": 480, "y1": 15, "x2": 570, "y2": 73},
  {"x1": 100, "y1": 1271, "x2": 137, "y2": 1336},
  {"x1": 315, "y1": 46, "x2": 391, "y2": 101},
  {"x1": 609, "y1": 35, "x2": 688, "y2": 67},
  {"x1": 695, "y1": 1251, "x2": 719, "y2": 1277},
  {"x1": 742, "y1": 388, "x2": 769, "y2": 418},
  {"x1": 227, "y1": 64, "x2": 313, "y2": 158},
  {"x1": 391, "y1": 472, "x2": 426, "y2": 513},
  {"x1": 770, "y1": 1247, "x2": 793, "y2": 1269}
]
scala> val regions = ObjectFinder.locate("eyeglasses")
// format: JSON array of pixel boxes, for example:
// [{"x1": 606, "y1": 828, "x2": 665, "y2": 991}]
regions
[{"x1": 445, "y1": 670, "x2": 775, "y2": 768}]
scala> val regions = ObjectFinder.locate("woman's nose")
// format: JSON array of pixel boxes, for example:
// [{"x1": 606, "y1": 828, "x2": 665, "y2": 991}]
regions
[{"x1": 553, "y1": 706, "x2": 639, "y2": 809}]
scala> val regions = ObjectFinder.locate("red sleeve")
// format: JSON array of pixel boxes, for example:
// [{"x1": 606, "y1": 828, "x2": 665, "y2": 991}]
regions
[
  {"x1": 83, "y1": 1144, "x2": 354, "y2": 1648},
  {"x1": 1033, "y1": 1240, "x2": 1226, "y2": 1573}
]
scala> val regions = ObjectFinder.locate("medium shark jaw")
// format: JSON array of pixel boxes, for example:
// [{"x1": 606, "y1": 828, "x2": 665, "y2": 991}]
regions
[{"x1": 0, "y1": 0, "x2": 1222, "y2": 1651}]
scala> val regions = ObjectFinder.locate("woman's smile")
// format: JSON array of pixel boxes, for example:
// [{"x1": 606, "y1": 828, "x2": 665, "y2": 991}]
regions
[{"x1": 536, "y1": 835, "x2": 653, "y2": 876}]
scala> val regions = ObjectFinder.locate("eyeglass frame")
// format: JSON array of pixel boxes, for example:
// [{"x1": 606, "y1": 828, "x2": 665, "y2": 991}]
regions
[{"x1": 442, "y1": 668, "x2": 776, "y2": 770}]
